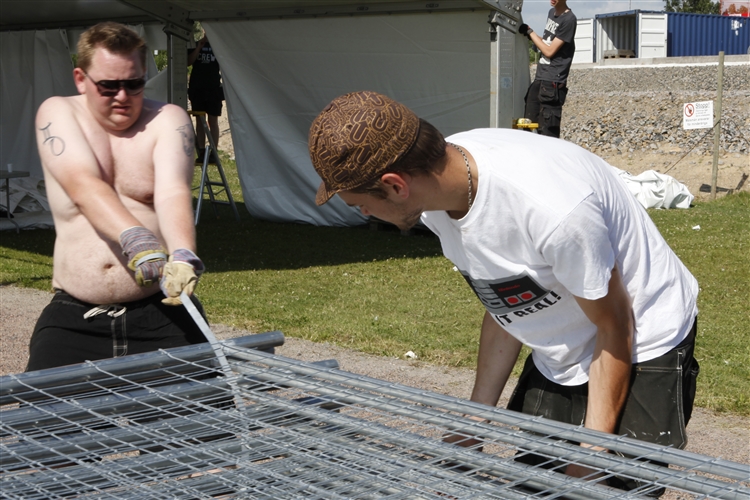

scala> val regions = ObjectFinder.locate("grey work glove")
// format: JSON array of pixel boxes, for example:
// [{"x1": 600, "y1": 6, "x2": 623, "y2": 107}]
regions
[
  {"x1": 160, "y1": 248, "x2": 205, "y2": 306},
  {"x1": 119, "y1": 226, "x2": 167, "y2": 287}
]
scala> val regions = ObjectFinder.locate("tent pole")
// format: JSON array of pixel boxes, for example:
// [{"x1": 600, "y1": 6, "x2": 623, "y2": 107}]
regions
[
  {"x1": 487, "y1": 4, "x2": 529, "y2": 129},
  {"x1": 167, "y1": 31, "x2": 173, "y2": 104},
  {"x1": 166, "y1": 31, "x2": 188, "y2": 109}
]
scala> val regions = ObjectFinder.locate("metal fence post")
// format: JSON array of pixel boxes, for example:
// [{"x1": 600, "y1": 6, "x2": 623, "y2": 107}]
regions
[{"x1": 710, "y1": 51, "x2": 724, "y2": 200}]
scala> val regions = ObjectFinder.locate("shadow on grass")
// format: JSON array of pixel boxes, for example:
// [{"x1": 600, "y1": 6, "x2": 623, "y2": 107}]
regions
[
  {"x1": 0, "y1": 228, "x2": 55, "y2": 257},
  {"x1": 1, "y1": 206, "x2": 442, "y2": 274},
  {"x1": 194, "y1": 205, "x2": 442, "y2": 272}
]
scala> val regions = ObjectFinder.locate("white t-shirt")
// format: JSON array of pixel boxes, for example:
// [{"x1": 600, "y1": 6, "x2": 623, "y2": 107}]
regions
[{"x1": 421, "y1": 129, "x2": 698, "y2": 386}]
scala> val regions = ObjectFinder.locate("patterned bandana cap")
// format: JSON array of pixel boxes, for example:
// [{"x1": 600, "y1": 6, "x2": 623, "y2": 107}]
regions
[{"x1": 309, "y1": 91, "x2": 420, "y2": 205}]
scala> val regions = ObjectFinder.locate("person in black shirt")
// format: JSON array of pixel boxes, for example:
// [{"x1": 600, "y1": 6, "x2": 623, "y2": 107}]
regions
[
  {"x1": 188, "y1": 31, "x2": 223, "y2": 163},
  {"x1": 519, "y1": 0, "x2": 577, "y2": 138}
]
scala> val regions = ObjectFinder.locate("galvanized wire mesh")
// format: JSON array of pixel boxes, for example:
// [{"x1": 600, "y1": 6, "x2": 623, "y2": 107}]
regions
[{"x1": 2, "y1": 333, "x2": 748, "y2": 499}]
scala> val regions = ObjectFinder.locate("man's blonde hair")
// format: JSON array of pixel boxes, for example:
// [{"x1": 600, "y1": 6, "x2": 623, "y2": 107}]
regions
[{"x1": 77, "y1": 22, "x2": 146, "y2": 73}]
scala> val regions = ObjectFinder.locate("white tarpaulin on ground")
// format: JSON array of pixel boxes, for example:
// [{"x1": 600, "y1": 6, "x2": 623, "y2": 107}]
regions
[
  {"x1": 615, "y1": 168, "x2": 694, "y2": 209},
  {"x1": 203, "y1": 11, "x2": 492, "y2": 226}
]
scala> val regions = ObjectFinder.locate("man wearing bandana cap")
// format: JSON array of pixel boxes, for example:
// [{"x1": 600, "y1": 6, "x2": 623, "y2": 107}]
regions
[{"x1": 309, "y1": 91, "x2": 699, "y2": 493}]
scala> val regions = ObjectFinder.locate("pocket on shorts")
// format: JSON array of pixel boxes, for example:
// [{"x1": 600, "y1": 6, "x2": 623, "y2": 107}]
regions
[
  {"x1": 617, "y1": 359, "x2": 687, "y2": 449},
  {"x1": 681, "y1": 352, "x2": 699, "y2": 425},
  {"x1": 538, "y1": 81, "x2": 558, "y2": 104}
]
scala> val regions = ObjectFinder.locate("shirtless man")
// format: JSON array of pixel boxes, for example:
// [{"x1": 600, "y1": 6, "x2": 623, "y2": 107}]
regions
[{"x1": 27, "y1": 22, "x2": 207, "y2": 371}]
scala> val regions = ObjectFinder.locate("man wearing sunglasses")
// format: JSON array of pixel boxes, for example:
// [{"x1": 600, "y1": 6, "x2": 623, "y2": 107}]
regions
[{"x1": 28, "y1": 22, "x2": 209, "y2": 371}]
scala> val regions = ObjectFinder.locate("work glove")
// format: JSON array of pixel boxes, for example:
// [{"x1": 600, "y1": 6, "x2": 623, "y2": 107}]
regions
[
  {"x1": 160, "y1": 248, "x2": 205, "y2": 306},
  {"x1": 119, "y1": 226, "x2": 167, "y2": 287},
  {"x1": 519, "y1": 23, "x2": 533, "y2": 38}
]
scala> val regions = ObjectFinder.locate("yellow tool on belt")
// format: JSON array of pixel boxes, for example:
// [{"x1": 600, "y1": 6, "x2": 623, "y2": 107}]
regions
[{"x1": 513, "y1": 118, "x2": 538, "y2": 130}]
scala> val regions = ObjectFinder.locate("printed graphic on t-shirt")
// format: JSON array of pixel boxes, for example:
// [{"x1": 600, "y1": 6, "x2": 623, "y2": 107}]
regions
[
  {"x1": 461, "y1": 271, "x2": 561, "y2": 326},
  {"x1": 198, "y1": 49, "x2": 216, "y2": 64},
  {"x1": 539, "y1": 37, "x2": 552, "y2": 65},
  {"x1": 539, "y1": 17, "x2": 559, "y2": 65},
  {"x1": 545, "y1": 17, "x2": 560, "y2": 35}
]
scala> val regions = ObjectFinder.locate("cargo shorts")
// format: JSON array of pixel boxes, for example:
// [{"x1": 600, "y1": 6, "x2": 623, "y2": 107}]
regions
[
  {"x1": 508, "y1": 319, "x2": 699, "y2": 448},
  {"x1": 507, "y1": 319, "x2": 699, "y2": 495}
]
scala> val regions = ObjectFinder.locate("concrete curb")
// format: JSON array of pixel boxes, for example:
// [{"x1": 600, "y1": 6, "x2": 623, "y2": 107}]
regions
[{"x1": 572, "y1": 54, "x2": 750, "y2": 70}]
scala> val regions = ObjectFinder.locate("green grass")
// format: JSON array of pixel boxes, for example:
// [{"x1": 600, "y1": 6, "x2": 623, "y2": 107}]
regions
[
  {"x1": 191, "y1": 153, "x2": 485, "y2": 366},
  {"x1": 649, "y1": 192, "x2": 750, "y2": 413},
  {"x1": 1, "y1": 154, "x2": 748, "y2": 414}
]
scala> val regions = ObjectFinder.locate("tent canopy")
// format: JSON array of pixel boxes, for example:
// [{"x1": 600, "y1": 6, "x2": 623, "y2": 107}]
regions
[
  {"x1": 2, "y1": 1, "x2": 521, "y2": 32},
  {"x1": 1, "y1": 0, "x2": 153, "y2": 31}
]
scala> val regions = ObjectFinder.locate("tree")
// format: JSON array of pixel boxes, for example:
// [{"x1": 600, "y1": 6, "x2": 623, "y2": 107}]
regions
[{"x1": 664, "y1": 0, "x2": 721, "y2": 14}]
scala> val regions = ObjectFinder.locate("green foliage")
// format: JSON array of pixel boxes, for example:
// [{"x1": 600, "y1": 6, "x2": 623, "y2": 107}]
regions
[
  {"x1": 528, "y1": 41, "x2": 539, "y2": 64},
  {"x1": 664, "y1": 0, "x2": 721, "y2": 14},
  {"x1": 1, "y1": 158, "x2": 747, "y2": 414},
  {"x1": 154, "y1": 50, "x2": 168, "y2": 72}
]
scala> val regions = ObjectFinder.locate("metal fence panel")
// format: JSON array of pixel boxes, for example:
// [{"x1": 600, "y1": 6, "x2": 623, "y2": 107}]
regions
[{"x1": 2, "y1": 335, "x2": 749, "y2": 499}]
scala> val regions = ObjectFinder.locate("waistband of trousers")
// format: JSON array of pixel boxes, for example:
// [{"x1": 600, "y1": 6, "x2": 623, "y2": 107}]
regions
[{"x1": 52, "y1": 288, "x2": 163, "y2": 310}]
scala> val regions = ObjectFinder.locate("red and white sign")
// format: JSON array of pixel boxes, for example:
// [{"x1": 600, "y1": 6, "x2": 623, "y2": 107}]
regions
[{"x1": 683, "y1": 101, "x2": 713, "y2": 130}]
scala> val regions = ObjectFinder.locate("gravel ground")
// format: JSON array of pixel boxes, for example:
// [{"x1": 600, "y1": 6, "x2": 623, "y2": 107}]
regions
[
  {"x1": 2, "y1": 284, "x2": 748, "y2": 473},
  {"x1": 551, "y1": 64, "x2": 749, "y2": 156}
]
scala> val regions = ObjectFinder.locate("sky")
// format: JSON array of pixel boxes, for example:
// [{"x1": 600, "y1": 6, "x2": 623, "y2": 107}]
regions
[{"x1": 521, "y1": 1, "x2": 667, "y2": 31}]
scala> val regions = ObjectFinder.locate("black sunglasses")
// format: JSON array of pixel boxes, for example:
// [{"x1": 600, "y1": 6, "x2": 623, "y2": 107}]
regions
[{"x1": 83, "y1": 72, "x2": 146, "y2": 97}]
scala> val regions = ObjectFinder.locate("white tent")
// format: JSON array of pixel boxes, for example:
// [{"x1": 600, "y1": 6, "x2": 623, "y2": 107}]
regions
[
  {"x1": 1, "y1": 0, "x2": 529, "y2": 227},
  {"x1": 1, "y1": 30, "x2": 77, "y2": 180}
]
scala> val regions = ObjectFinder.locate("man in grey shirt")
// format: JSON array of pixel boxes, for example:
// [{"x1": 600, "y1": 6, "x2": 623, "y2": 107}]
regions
[{"x1": 520, "y1": 0, "x2": 577, "y2": 138}]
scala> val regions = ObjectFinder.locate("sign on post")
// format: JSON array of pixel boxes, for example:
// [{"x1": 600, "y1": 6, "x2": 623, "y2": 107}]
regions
[{"x1": 683, "y1": 101, "x2": 714, "y2": 130}]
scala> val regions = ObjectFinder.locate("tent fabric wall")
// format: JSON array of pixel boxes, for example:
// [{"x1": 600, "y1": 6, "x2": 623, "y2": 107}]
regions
[
  {"x1": 1, "y1": 30, "x2": 77, "y2": 178},
  {"x1": 204, "y1": 10, "x2": 492, "y2": 226}
]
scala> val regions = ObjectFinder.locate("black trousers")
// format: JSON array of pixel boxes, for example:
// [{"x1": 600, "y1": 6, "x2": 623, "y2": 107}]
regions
[
  {"x1": 508, "y1": 319, "x2": 699, "y2": 496},
  {"x1": 188, "y1": 86, "x2": 223, "y2": 117},
  {"x1": 25, "y1": 290, "x2": 236, "y2": 458},
  {"x1": 524, "y1": 79, "x2": 569, "y2": 138},
  {"x1": 26, "y1": 289, "x2": 209, "y2": 372},
  {"x1": 509, "y1": 319, "x2": 699, "y2": 447}
]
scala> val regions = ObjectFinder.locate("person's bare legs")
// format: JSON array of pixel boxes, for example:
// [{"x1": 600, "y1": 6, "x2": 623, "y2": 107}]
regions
[
  {"x1": 194, "y1": 114, "x2": 220, "y2": 162},
  {"x1": 207, "y1": 114, "x2": 220, "y2": 149},
  {"x1": 195, "y1": 117, "x2": 207, "y2": 150}
]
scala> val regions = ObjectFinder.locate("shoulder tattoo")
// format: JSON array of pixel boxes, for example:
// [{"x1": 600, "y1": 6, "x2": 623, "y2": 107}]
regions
[
  {"x1": 39, "y1": 122, "x2": 66, "y2": 156},
  {"x1": 176, "y1": 124, "x2": 194, "y2": 157}
]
